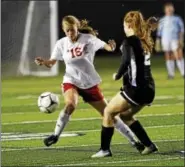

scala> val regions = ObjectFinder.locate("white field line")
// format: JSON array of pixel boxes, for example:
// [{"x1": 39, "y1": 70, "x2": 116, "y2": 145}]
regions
[
  {"x1": 2, "y1": 139, "x2": 184, "y2": 152},
  {"x1": 155, "y1": 95, "x2": 184, "y2": 100},
  {"x1": 152, "y1": 102, "x2": 183, "y2": 107},
  {"x1": 47, "y1": 157, "x2": 185, "y2": 166},
  {"x1": 16, "y1": 95, "x2": 184, "y2": 100},
  {"x1": 3, "y1": 94, "x2": 184, "y2": 109},
  {"x1": 1, "y1": 133, "x2": 80, "y2": 141},
  {"x1": 16, "y1": 94, "x2": 62, "y2": 99},
  {"x1": 2, "y1": 102, "x2": 184, "y2": 116},
  {"x1": 1, "y1": 124, "x2": 184, "y2": 142},
  {"x1": 2, "y1": 112, "x2": 184, "y2": 125},
  {"x1": 2, "y1": 102, "x2": 183, "y2": 109},
  {"x1": 51, "y1": 157, "x2": 185, "y2": 166}
]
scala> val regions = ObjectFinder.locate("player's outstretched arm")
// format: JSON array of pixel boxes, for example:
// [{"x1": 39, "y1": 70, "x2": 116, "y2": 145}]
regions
[
  {"x1": 35, "y1": 57, "x2": 57, "y2": 68},
  {"x1": 104, "y1": 39, "x2": 116, "y2": 52}
]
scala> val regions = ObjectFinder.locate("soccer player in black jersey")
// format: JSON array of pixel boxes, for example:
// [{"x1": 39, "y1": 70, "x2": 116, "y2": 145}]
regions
[{"x1": 92, "y1": 11, "x2": 159, "y2": 158}]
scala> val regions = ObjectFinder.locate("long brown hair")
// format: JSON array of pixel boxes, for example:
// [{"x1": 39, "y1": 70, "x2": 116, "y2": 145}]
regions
[
  {"x1": 62, "y1": 15, "x2": 98, "y2": 36},
  {"x1": 124, "y1": 11, "x2": 158, "y2": 53}
]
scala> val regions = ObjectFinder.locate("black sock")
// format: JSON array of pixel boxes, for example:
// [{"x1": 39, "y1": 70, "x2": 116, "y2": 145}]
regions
[
  {"x1": 129, "y1": 120, "x2": 152, "y2": 147},
  {"x1": 101, "y1": 126, "x2": 114, "y2": 151}
]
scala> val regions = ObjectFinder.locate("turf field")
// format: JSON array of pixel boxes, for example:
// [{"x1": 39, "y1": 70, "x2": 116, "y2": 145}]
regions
[{"x1": 1, "y1": 55, "x2": 184, "y2": 166}]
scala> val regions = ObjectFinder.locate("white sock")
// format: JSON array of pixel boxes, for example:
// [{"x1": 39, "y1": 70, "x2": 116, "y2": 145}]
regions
[
  {"x1": 166, "y1": 60, "x2": 174, "y2": 76},
  {"x1": 176, "y1": 59, "x2": 184, "y2": 76},
  {"x1": 54, "y1": 111, "x2": 70, "y2": 137},
  {"x1": 114, "y1": 116, "x2": 137, "y2": 145}
]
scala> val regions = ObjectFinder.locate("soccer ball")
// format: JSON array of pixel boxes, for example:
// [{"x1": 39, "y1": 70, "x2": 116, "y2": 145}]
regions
[{"x1": 38, "y1": 92, "x2": 59, "y2": 113}]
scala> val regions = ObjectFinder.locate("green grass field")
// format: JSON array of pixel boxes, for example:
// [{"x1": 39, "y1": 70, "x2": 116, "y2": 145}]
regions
[{"x1": 1, "y1": 56, "x2": 184, "y2": 166}]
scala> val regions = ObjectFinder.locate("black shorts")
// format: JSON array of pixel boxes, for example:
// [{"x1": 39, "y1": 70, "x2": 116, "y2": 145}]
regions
[{"x1": 120, "y1": 84, "x2": 155, "y2": 106}]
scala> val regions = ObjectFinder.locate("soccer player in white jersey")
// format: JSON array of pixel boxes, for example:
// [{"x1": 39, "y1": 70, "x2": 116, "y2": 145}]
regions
[
  {"x1": 155, "y1": 2, "x2": 184, "y2": 79},
  {"x1": 35, "y1": 15, "x2": 144, "y2": 152}
]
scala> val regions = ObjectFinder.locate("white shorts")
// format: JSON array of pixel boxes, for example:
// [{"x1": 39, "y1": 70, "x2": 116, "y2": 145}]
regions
[{"x1": 161, "y1": 39, "x2": 179, "y2": 52}]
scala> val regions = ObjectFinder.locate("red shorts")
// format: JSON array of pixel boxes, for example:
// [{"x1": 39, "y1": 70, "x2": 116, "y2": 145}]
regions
[{"x1": 62, "y1": 83, "x2": 104, "y2": 102}]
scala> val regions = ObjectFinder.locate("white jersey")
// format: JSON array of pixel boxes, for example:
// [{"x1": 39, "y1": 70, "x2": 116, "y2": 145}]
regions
[{"x1": 50, "y1": 33, "x2": 106, "y2": 89}]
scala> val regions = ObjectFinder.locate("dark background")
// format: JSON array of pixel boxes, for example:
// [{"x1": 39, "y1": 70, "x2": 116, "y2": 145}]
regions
[
  {"x1": 58, "y1": 0, "x2": 184, "y2": 52},
  {"x1": 1, "y1": 0, "x2": 184, "y2": 74}
]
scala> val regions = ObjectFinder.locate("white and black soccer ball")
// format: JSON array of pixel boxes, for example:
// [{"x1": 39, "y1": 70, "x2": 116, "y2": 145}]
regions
[{"x1": 38, "y1": 92, "x2": 59, "y2": 113}]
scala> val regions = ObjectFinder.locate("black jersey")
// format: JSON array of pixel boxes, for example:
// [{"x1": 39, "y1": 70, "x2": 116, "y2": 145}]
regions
[{"x1": 116, "y1": 35, "x2": 154, "y2": 88}]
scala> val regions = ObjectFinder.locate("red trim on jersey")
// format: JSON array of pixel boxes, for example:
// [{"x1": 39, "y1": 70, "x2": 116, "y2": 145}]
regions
[{"x1": 61, "y1": 83, "x2": 104, "y2": 102}]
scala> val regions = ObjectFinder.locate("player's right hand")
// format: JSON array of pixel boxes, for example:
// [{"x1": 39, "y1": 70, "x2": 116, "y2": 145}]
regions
[{"x1": 35, "y1": 57, "x2": 45, "y2": 66}]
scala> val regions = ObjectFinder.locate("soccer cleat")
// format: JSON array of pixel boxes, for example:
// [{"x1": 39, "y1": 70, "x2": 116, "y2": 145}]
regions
[
  {"x1": 91, "y1": 149, "x2": 112, "y2": 158},
  {"x1": 133, "y1": 141, "x2": 145, "y2": 153},
  {"x1": 141, "y1": 143, "x2": 158, "y2": 155},
  {"x1": 43, "y1": 134, "x2": 59, "y2": 147}
]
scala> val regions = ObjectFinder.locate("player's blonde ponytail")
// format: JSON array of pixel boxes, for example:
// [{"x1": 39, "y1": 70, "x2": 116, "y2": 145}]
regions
[
  {"x1": 124, "y1": 11, "x2": 158, "y2": 53},
  {"x1": 62, "y1": 15, "x2": 98, "y2": 36},
  {"x1": 79, "y1": 19, "x2": 98, "y2": 36}
]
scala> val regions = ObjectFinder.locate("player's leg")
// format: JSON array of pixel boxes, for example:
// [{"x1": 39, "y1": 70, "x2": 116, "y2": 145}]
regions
[
  {"x1": 92, "y1": 92, "x2": 132, "y2": 158},
  {"x1": 54, "y1": 86, "x2": 78, "y2": 136},
  {"x1": 165, "y1": 51, "x2": 175, "y2": 79},
  {"x1": 92, "y1": 88, "x2": 157, "y2": 157},
  {"x1": 44, "y1": 83, "x2": 79, "y2": 147},
  {"x1": 88, "y1": 99, "x2": 141, "y2": 148},
  {"x1": 162, "y1": 39, "x2": 175, "y2": 79},
  {"x1": 83, "y1": 85, "x2": 142, "y2": 149},
  {"x1": 119, "y1": 106, "x2": 158, "y2": 155},
  {"x1": 172, "y1": 41, "x2": 184, "y2": 77}
]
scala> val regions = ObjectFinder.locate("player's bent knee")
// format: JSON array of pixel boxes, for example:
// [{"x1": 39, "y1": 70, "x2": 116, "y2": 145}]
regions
[
  {"x1": 103, "y1": 113, "x2": 114, "y2": 127},
  {"x1": 104, "y1": 109, "x2": 110, "y2": 117},
  {"x1": 104, "y1": 106, "x2": 114, "y2": 115},
  {"x1": 104, "y1": 106, "x2": 120, "y2": 121},
  {"x1": 104, "y1": 110, "x2": 113, "y2": 119}
]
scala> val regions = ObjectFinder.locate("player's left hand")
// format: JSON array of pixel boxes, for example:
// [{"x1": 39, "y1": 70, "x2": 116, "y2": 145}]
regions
[{"x1": 108, "y1": 40, "x2": 116, "y2": 51}]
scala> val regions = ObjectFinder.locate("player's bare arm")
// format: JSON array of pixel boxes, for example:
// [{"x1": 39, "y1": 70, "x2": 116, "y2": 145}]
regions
[
  {"x1": 35, "y1": 57, "x2": 57, "y2": 68},
  {"x1": 104, "y1": 39, "x2": 116, "y2": 51}
]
